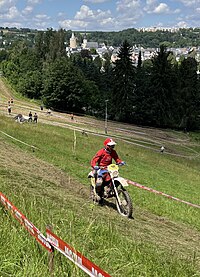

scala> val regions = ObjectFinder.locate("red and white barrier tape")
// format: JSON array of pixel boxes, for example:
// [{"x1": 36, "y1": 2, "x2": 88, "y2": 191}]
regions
[
  {"x1": 0, "y1": 192, "x2": 52, "y2": 251},
  {"x1": 0, "y1": 192, "x2": 111, "y2": 276},
  {"x1": 46, "y1": 228, "x2": 111, "y2": 277},
  {"x1": 127, "y1": 180, "x2": 200, "y2": 209}
]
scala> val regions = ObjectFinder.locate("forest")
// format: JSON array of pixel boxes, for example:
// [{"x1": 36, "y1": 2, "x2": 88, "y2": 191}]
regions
[{"x1": 0, "y1": 29, "x2": 200, "y2": 131}]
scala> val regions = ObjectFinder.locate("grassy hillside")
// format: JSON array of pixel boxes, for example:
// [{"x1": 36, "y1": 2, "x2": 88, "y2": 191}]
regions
[{"x1": 0, "y1": 78, "x2": 200, "y2": 276}]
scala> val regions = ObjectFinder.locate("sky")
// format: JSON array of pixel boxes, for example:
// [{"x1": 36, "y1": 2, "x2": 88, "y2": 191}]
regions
[{"x1": 0, "y1": 0, "x2": 200, "y2": 31}]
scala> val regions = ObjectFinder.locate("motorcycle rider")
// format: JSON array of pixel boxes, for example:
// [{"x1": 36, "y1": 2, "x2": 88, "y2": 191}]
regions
[{"x1": 90, "y1": 138, "x2": 125, "y2": 204}]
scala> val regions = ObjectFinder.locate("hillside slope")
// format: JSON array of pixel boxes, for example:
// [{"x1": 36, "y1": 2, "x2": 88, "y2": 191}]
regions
[{"x1": 0, "y1": 77, "x2": 200, "y2": 276}]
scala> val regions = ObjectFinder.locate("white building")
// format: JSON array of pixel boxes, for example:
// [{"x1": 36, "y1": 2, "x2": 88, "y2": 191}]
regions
[{"x1": 70, "y1": 32, "x2": 77, "y2": 49}]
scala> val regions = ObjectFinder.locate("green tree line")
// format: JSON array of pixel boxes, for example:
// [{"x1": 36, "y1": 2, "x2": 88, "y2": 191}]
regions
[
  {"x1": 1, "y1": 27, "x2": 200, "y2": 48},
  {"x1": 1, "y1": 29, "x2": 200, "y2": 130}
]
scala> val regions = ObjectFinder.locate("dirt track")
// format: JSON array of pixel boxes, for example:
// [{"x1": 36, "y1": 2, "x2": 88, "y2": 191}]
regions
[{"x1": 0, "y1": 77, "x2": 199, "y2": 159}]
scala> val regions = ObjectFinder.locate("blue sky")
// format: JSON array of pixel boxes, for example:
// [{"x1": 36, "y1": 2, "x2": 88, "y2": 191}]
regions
[{"x1": 0, "y1": 0, "x2": 200, "y2": 31}]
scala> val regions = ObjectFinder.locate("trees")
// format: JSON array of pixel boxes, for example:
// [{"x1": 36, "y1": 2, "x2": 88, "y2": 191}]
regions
[
  {"x1": 178, "y1": 57, "x2": 200, "y2": 130},
  {"x1": 2, "y1": 41, "x2": 42, "y2": 97},
  {"x1": 1, "y1": 29, "x2": 199, "y2": 130},
  {"x1": 42, "y1": 57, "x2": 99, "y2": 113},
  {"x1": 133, "y1": 55, "x2": 152, "y2": 125},
  {"x1": 110, "y1": 40, "x2": 136, "y2": 122},
  {"x1": 145, "y1": 45, "x2": 178, "y2": 127}
]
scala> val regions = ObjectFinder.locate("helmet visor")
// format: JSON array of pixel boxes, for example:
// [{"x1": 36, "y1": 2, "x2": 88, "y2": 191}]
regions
[{"x1": 107, "y1": 144, "x2": 115, "y2": 148}]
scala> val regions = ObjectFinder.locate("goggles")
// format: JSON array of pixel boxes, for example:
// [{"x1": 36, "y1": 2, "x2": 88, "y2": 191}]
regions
[{"x1": 108, "y1": 144, "x2": 115, "y2": 148}]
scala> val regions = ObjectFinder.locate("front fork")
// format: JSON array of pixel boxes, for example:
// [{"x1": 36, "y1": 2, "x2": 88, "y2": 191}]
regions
[{"x1": 112, "y1": 180, "x2": 122, "y2": 206}]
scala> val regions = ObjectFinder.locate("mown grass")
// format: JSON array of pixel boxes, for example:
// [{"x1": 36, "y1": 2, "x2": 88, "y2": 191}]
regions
[
  {"x1": 0, "y1": 114, "x2": 200, "y2": 276},
  {"x1": 1, "y1": 115, "x2": 200, "y2": 228},
  {"x1": 0, "y1": 168, "x2": 199, "y2": 277}
]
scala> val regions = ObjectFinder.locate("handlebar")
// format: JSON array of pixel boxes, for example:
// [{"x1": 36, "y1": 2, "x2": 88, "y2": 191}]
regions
[{"x1": 93, "y1": 162, "x2": 126, "y2": 170}]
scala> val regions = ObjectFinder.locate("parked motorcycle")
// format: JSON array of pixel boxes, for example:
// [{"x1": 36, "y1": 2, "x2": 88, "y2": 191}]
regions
[{"x1": 89, "y1": 164, "x2": 133, "y2": 218}]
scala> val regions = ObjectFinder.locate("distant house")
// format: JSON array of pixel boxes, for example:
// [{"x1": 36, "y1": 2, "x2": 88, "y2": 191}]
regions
[{"x1": 83, "y1": 41, "x2": 98, "y2": 49}]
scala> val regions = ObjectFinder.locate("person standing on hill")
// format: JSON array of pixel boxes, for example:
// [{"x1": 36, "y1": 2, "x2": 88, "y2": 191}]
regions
[
  {"x1": 33, "y1": 113, "x2": 38, "y2": 123},
  {"x1": 8, "y1": 105, "x2": 11, "y2": 115},
  {"x1": 28, "y1": 111, "x2": 32, "y2": 122},
  {"x1": 90, "y1": 138, "x2": 125, "y2": 204}
]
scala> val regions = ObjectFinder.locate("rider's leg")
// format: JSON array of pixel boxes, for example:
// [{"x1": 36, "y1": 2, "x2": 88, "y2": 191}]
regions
[
  {"x1": 95, "y1": 177, "x2": 103, "y2": 195},
  {"x1": 95, "y1": 177, "x2": 104, "y2": 204},
  {"x1": 95, "y1": 169, "x2": 108, "y2": 204}
]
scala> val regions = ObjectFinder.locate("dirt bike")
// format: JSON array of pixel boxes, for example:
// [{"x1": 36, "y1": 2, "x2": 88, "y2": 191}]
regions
[{"x1": 88, "y1": 164, "x2": 133, "y2": 218}]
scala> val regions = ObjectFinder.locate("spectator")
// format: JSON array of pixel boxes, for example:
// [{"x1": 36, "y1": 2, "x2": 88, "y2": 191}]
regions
[
  {"x1": 8, "y1": 105, "x2": 11, "y2": 115},
  {"x1": 47, "y1": 108, "x2": 51, "y2": 115},
  {"x1": 33, "y1": 113, "x2": 38, "y2": 123},
  {"x1": 28, "y1": 111, "x2": 32, "y2": 122},
  {"x1": 71, "y1": 113, "x2": 74, "y2": 120},
  {"x1": 10, "y1": 98, "x2": 14, "y2": 104},
  {"x1": 40, "y1": 105, "x2": 44, "y2": 111}
]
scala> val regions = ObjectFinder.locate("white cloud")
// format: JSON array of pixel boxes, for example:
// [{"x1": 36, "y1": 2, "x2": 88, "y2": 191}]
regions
[
  {"x1": 58, "y1": 12, "x2": 65, "y2": 17},
  {"x1": 153, "y1": 3, "x2": 169, "y2": 14},
  {"x1": 75, "y1": 5, "x2": 111, "y2": 21},
  {"x1": 59, "y1": 4, "x2": 115, "y2": 30},
  {"x1": 0, "y1": 0, "x2": 200, "y2": 32},
  {"x1": 22, "y1": 6, "x2": 33, "y2": 15},
  {"x1": 144, "y1": 0, "x2": 157, "y2": 12},
  {"x1": 7, "y1": 6, "x2": 20, "y2": 19},
  {"x1": 176, "y1": 21, "x2": 188, "y2": 28},
  {"x1": 75, "y1": 5, "x2": 94, "y2": 20},
  {"x1": 35, "y1": 14, "x2": 50, "y2": 20},
  {"x1": 116, "y1": 0, "x2": 141, "y2": 13},
  {"x1": 146, "y1": 0, "x2": 157, "y2": 5},
  {"x1": 116, "y1": 0, "x2": 143, "y2": 23},
  {"x1": 27, "y1": 0, "x2": 41, "y2": 4},
  {"x1": 177, "y1": 0, "x2": 200, "y2": 7},
  {"x1": 32, "y1": 13, "x2": 51, "y2": 29},
  {"x1": 0, "y1": 0, "x2": 16, "y2": 12},
  {"x1": 0, "y1": 21, "x2": 22, "y2": 28},
  {"x1": 100, "y1": 17, "x2": 115, "y2": 25},
  {"x1": 83, "y1": 0, "x2": 110, "y2": 3},
  {"x1": 0, "y1": 6, "x2": 20, "y2": 20},
  {"x1": 58, "y1": 19, "x2": 88, "y2": 30},
  {"x1": 173, "y1": 9, "x2": 181, "y2": 14},
  {"x1": 60, "y1": 1, "x2": 143, "y2": 31}
]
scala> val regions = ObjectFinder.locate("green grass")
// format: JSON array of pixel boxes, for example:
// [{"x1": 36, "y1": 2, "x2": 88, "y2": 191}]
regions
[{"x1": 0, "y1": 114, "x2": 200, "y2": 276}]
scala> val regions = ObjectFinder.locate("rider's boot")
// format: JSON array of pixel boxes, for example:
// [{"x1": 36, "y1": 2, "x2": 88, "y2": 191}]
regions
[{"x1": 95, "y1": 182, "x2": 104, "y2": 205}]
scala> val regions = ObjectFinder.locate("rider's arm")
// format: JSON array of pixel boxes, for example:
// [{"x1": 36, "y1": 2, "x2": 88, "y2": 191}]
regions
[
  {"x1": 111, "y1": 150, "x2": 123, "y2": 164},
  {"x1": 91, "y1": 149, "x2": 104, "y2": 168}
]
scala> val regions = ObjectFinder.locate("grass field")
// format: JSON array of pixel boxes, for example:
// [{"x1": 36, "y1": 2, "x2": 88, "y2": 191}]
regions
[{"x1": 0, "y1": 78, "x2": 200, "y2": 276}]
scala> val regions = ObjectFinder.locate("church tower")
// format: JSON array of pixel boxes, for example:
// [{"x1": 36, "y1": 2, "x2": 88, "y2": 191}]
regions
[
  {"x1": 70, "y1": 32, "x2": 77, "y2": 49},
  {"x1": 82, "y1": 32, "x2": 87, "y2": 49}
]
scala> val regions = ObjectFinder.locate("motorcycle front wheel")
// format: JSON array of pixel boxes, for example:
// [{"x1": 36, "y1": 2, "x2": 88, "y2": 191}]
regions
[{"x1": 115, "y1": 189, "x2": 133, "y2": 218}]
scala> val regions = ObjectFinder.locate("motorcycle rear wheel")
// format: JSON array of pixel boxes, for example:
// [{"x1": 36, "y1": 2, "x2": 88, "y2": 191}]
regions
[{"x1": 115, "y1": 189, "x2": 133, "y2": 218}]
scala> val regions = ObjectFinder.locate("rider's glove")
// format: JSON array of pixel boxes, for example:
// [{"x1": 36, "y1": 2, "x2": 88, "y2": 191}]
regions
[
  {"x1": 93, "y1": 166, "x2": 99, "y2": 170},
  {"x1": 119, "y1": 161, "x2": 126, "y2": 166}
]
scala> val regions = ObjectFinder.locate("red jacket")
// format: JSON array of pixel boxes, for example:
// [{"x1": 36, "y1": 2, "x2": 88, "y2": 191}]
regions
[{"x1": 91, "y1": 148, "x2": 122, "y2": 168}]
